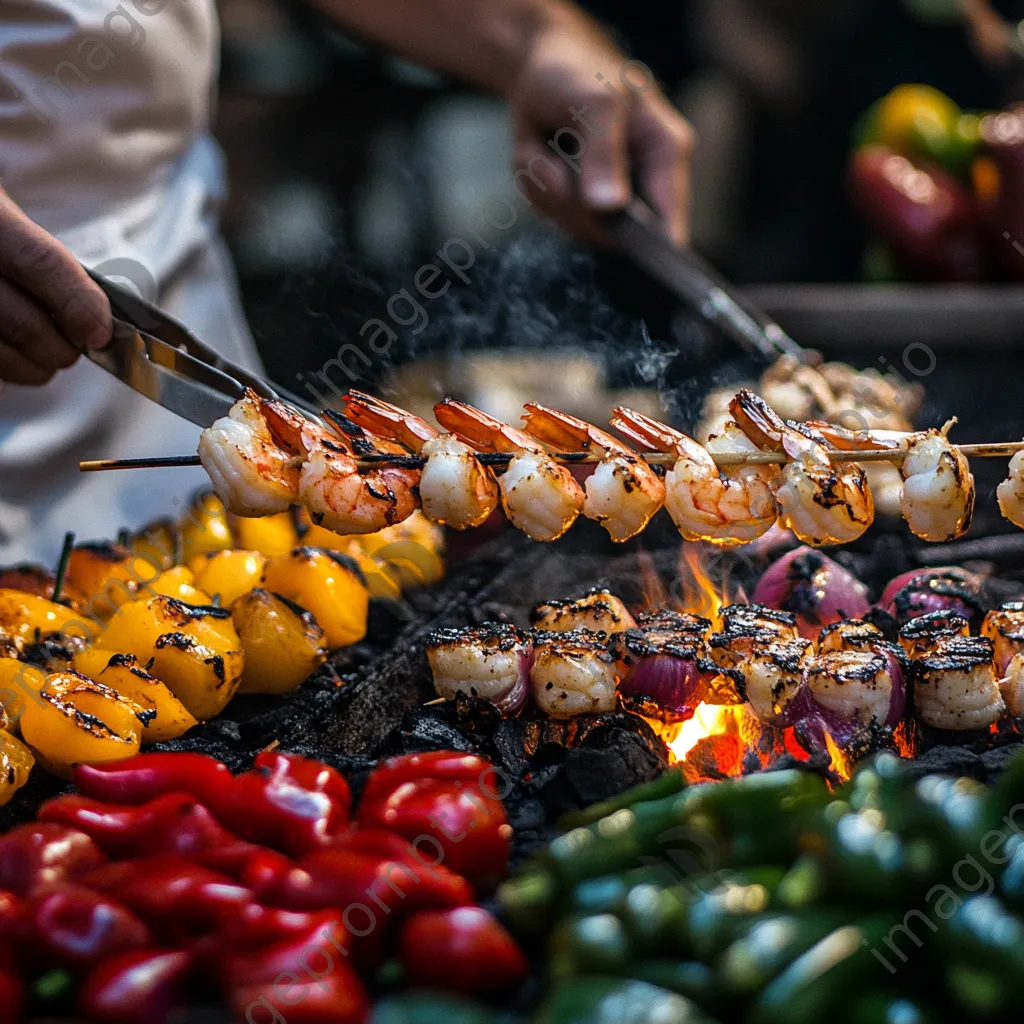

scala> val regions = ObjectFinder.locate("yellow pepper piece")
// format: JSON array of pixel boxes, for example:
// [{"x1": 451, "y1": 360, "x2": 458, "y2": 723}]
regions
[
  {"x1": 147, "y1": 566, "x2": 213, "y2": 606},
  {"x1": 20, "y1": 672, "x2": 143, "y2": 779},
  {"x1": 96, "y1": 595, "x2": 231, "y2": 654},
  {"x1": 0, "y1": 659, "x2": 47, "y2": 726},
  {"x1": 130, "y1": 517, "x2": 180, "y2": 573},
  {"x1": 0, "y1": 589, "x2": 70, "y2": 646},
  {"x1": 358, "y1": 512, "x2": 444, "y2": 589},
  {"x1": 233, "y1": 588, "x2": 328, "y2": 695},
  {"x1": 341, "y1": 542, "x2": 402, "y2": 602},
  {"x1": 65, "y1": 543, "x2": 158, "y2": 620},
  {"x1": 71, "y1": 649, "x2": 198, "y2": 744},
  {"x1": 228, "y1": 511, "x2": 300, "y2": 557},
  {"x1": 179, "y1": 491, "x2": 233, "y2": 561},
  {"x1": 148, "y1": 634, "x2": 244, "y2": 721},
  {"x1": 262, "y1": 548, "x2": 368, "y2": 650},
  {"x1": 0, "y1": 731, "x2": 34, "y2": 806},
  {"x1": 191, "y1": 550, "x2": 267, "y2": 607}
]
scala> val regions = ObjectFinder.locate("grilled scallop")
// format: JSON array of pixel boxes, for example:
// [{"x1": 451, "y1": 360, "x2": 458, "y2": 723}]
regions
[
  {"x1": 426, "y1": 623, "x2": 531, "y2": 714},
  {"x1": 806, "y1": 649, "x2": 898, "y2": 729},
  {"x1": 898, "y1": 611, "x2": 971, "y2": 659},
  {"x1": 708, "y1": 604, "x2": 799, "y2": 671},
  {"x1": 911, "y1": 635, "x2": 1004, "y2": 731},
  {"x1": 529, "y1": 629, "x2": 619, "y2": 718},
  {"x1": 817, "y1": 619, "x2": 885, "y2": 654},
  {"x1": 531, "y1": 590, "x2": 637, "y2": 635},
  {"x1": 981, "y1": 601, "x2": 1024, "y2": 674},
  {"x1": 741, "y1": 637, "x2": 814, "y2": 722}
]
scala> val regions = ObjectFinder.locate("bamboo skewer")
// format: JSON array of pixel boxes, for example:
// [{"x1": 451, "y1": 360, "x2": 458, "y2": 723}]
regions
[{"x1": 79, "y1": 440, "x2": 1024, "y2": 474}]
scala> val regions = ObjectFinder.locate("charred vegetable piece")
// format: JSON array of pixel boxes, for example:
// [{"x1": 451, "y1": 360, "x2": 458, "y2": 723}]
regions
[
  {"x1": 232, "y1": 588, "x2": 328, "y2": 695},
  {"x1": 0, "y1": 589, "x2": 70, "y2": 647},
  {"x1": 178, "y1": 490, "x2": 233, "y2": 561},
  {"x1": 427, "y1": 623, "x2": 531, "y2": 714},
  {"x1": 145, "y1": 566, "x2": 212, "y2": 605},
  {"x1": 190, "y1": 549, "x2": 266, "y2": 607},
  {"x1": 65, "y1": 543, "x2": 150, "y2": 619},
  {"x1": 531, "y1": 591, "x2": 638, "y2": 634},
  {"x1": 20, "y1": 673, "x2": 144, "y2": 777},
  {"x1": 359, "y1": 511, "x2": 445, "y2": 590},
  {"x1": 129, "y1": 518, "x2": 179, "y2": 573},
  {"x1": 880, "y1": 567, "x2": 988, "y2": 627},
  {"x1": 261, "y1": 548, "x2": 368, "y2": 649},
  {"x1": 227, "y1": 510, "x2": 299, "y2": 556},
  {"x1": 71, "y1": 650, "x2": 197, "y2": 743},
  {"x1": 0, "y1": 730, "x2": 33, "y2": 806}
]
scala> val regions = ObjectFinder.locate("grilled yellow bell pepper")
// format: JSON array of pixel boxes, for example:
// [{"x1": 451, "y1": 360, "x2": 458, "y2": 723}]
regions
[
  {"x1": 94, "y1": 596, "x2": 245, "y2": 721},
  {"x1": 130, "y1": 517, "x2": 180, "y2": 573},
  {"x1": 262, "y1": 548, "x2": 369, "y2": 649},
  {"x1": 0, "y1": 589, "x2": 70, "y2": 647},
  {"x1": 293, "y1": 511, "x2": 401, "y2": 600},
  {"x1": 0, "y1": 729, "x2": 34, "y2": 805},
  {"x1": 20, "y1": 672, "x2": 143, "y2": 778},
  {"x1": 228, "y1": 511, "x2": 299, "y2": 557},
  {"x1": 0, "y1": 658, "x2": 47, "y2": 724},
  {"x1": 191, "y1": 550, "x2": 267, "y2": 607},
  {"x1": 233, "y1": 588, "x2": 328, "y2": 695},
  {"x1": 147, "y1": 566, "x2": 213, "y2": 605},
  {"x1": 358, "y1": 512, "x2": 444, "y2": 590},
  {"x1": 71, "y1": 649, "x2": 198, "y2": 743},
  {"x1": 65, "y1": 543, "x2": 156, "y2": 619},
  {"x1": 179, "y1": 491, "x2": 233, "y2": 561}
]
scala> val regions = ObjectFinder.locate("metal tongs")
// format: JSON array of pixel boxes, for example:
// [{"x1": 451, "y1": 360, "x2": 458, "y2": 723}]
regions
[
  {"x1": 84, "y1": 269, "x2": 324, "y2": 428},
  {"x1": 605, "y1": 197, "x2": 807, "y2": 364}
]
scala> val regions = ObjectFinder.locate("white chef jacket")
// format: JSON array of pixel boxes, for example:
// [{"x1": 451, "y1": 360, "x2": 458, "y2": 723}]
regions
[{"x1": 0, "y1": 0, "x2": 261, "y2": 565}]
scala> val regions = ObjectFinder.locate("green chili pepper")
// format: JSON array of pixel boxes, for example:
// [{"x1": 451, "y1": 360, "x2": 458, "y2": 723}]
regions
[
  {"x1": 496, "y1": 867, "x2": 557, "y2": 936},
  {"x1": 840, "y1": 994, "x2": 940, "y2": 1024},
  {"x1": 718, "y1": 910, "x2": 850, "y2": 994},
  {"x1": 945, "y1": 961, "x2": 1010, "y2": 1016},
  {"x1": 747, "y1": 915, "x2": 898, "y2": 1024},
  {"x1": 622, "y1": 960, "x2": 720, "y2": 1009},
  {"x1": 371, "y1": 992, "x2": 520, "y2": 1024},
  {"x1": 558, "y1": 768, "x2": 686, "y2": 831},
  {"x1": 534, "y1": 977, "x2": 712, "y2": 1024},
  {"x1": 550, "y1": 913, "x2": 633, "y2": 979},
  {"x1": 938, "y1": 894, "x2": 1024, "y2": 979}
]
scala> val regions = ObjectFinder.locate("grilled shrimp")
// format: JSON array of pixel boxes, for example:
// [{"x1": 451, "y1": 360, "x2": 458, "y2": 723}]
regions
[
  {"x1": 612, "y1": 408, "x2": 778, "y2": 546},
  {"x1": 530, "y1": 629, "x2": 619, "y2": 717},
  {"x1": 759, "y1": 354, "x2": 836, "y2": 422},
  {"x1": 911, "y1": 635, "x2": 1004, "y2": 730},
  {"x1": 531, "y1": 590, "x2": 637, "y2": 634},
  {"x1": 426, "y1": 623, "x2": 531, "y2": 713},
  {"x1": 295, "y1": 413, "x2": 420, "y2": 535},
  {"x1": 997, "y1": 450, "x2": 1024, "y2": 529},
  {"x1": 343, "y1": 392, "x2": 499, "y2": 530},
  {"x1": 198, "y1": 391, "x2": 302, "y2": 516},
  {"x1": 435, "y1": 400, "x2": 584, "y2": 542},
  {"x1": 521, "y1": 404, "x2": 665, "y2": 543},
  {"x1": 811, "y1": 420, "x2": 974, "y2": 543},
  {"x1": 730, "y1": 389, "x2": 873, "y2": 546}
]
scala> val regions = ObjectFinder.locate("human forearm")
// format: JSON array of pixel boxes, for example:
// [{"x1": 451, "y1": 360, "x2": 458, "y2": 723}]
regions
[{"x1": 308, "y1": 0, "x2": 603, "y2": 94}]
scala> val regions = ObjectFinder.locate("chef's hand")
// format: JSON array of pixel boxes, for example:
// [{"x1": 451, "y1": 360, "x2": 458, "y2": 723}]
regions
[
  {"x1": 508, "y1": 9, "x2": 693, "y2": 245},
  {"x1": 0, "y1": 187, "x2": 111, "y2": 388}
]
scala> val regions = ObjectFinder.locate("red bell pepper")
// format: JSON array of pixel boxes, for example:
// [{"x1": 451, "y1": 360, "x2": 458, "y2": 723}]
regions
[
  {"x1": 228, "y1": 968, "x2": 369, "y2": 1024},
  {"x1": 23, "y1": 883, "x2": 151, "y2": 969},
  {"x1": 73, "y1": 753, "x2": 233, "y2": 807},
  {"x1": 240, "y1": 848, "x2": 295, "y2": 894},
  {"x1": 219, "y1": 913, "x2": 349, "y2": 987},
  {"x1": 358, "y1": 753, "x2": 511, "y2": 889},
  {"x1": 78, "y1": 949, "x2": 193, "y2": 1024},
  {"x1": 0, "y1": 969, "x2": 25, "y2": 1024},
  {"x1": 253, "y1": 751, "x2": 352, "y2": 820},
  {"x1": 206, "y1": 762, "x2": 348, "y2": 858},
  {"x1": 81, "y1": 857, "x2": 253, "y2": 942},
  {"x1": 398, "y1": 907, "x2": 528, "y2": 997},
  {"x1": 38, "y1": 792, "x2": 261, "y2": 871},
  {"x1": 0, "y1": 822, "x2": 106, "y2": 896}
]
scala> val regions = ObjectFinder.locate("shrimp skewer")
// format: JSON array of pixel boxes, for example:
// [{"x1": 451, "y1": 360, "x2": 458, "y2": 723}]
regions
[
  {"x1": 198, "y1": 391, "x2": 303, "y2": 517},
  {"x1": 521, "y1": 404, "x2": 665, "y2": 543},
  {"x1": 434, "y1": 400, "x2": 584, "y2": 542},
  {"x1": 612, "y1": 408, "x2": 778, "y2": 546},
  {"x1": 810, "y1": 420, "x2": 975, "y2": 543},
  {"x1": 730, "y1": 389, "x2": 874, "y2": 546},
  {"x1": 343, "y1": 392, "x2": 499, "y2": 530},
  {"x1": 997, "y1": 448, "x2": 1024, "y2": 529},
  {"x1": 276, "y1": 411, "x2": 421, "y2": 536}
]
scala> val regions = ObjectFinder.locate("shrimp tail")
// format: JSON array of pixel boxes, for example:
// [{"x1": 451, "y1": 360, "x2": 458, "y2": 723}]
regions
[
  {"x1": 729, "y1": 389, "x2": 788, "y2": 452},
  {"x1": 343, "y1": 391, "x2": 437, "y2": 452},
  {"x1": 610, "y1": 408, "x2": 683, "y2": 454}
]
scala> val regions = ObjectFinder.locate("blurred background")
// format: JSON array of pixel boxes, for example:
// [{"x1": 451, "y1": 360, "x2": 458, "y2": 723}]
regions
[{"x1": 212, "y1": 0, "x2": 1024, "y2": 406}]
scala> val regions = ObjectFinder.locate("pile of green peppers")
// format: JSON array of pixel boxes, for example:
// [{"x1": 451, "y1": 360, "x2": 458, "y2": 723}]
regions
[{"x1": 494, "y1": 753, "x2": 1024, "y2": 1024}]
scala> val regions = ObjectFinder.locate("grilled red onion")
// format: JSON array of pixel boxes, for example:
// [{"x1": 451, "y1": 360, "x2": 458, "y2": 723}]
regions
[
  {"x1": 426, "y1": 623, "x2": 531, "y2": 715},
  {"x1": 752, "y1": 547, "x2": 870, "y2": 640},
  {"x1": 611, "y1": 611, "x2": 713, "y2": 722},
  {"x1": 879, "y1": 567, "x2": 988, "y2": 627}
]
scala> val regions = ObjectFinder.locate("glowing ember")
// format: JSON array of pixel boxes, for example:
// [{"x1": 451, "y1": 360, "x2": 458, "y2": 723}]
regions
[{"x1": 666, "y1": 702, "x2": 737, "y2": 761}]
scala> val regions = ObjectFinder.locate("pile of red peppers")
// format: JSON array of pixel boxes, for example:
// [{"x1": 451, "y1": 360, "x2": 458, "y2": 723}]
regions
[{"x1": 0, "y1": 749, "x2": 527, "y2": 1023}]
